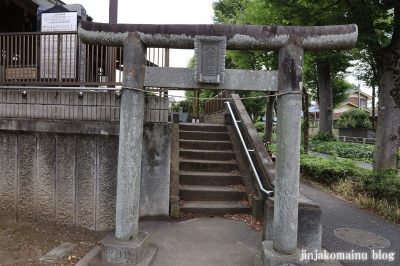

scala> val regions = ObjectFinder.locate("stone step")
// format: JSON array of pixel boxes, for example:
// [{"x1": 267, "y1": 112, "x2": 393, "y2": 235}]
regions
[
  {"x1": 177, "y1": 123, "x2": 251, "y2": 217},
  {"x1": 180, "y1": 159, "x2": 238, "y2": 172},
  {"x1": 180, "y1": 149, "x2": 236, "y2": 161},
  {"x1": 180, "y1": 185, "x2": 247, "y2": 201},
  {"x1": 180, "y1": 131, "x2": 230, "y2": 141},
  {"x1": 179, "y1": 123, "x2": 227, "y2": 133},
  {"x1": 180, "y1": 171, "x2": 242, "y2": 186},
  {"x1": 179, "y1": 139, "x2": 232, "y2": 150},
  {"x1": 180, "y1": 201, "x2": 251, "y2": 216}
]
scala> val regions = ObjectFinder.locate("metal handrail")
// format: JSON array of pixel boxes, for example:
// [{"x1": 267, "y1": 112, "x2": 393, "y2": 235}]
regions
[{"x1": 225, "y1": 101, "x2": 274, "y2": 197}]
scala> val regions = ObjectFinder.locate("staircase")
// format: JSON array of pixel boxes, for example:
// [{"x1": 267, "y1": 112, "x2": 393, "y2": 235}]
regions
[{"x1": 179, "y1": 123, "x2": 251, "y2": 216}]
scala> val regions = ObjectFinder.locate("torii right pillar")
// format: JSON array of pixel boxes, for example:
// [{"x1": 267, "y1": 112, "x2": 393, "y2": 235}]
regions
[{"x1": 261, "y1": 34, "x2": 309, "y2": 266}]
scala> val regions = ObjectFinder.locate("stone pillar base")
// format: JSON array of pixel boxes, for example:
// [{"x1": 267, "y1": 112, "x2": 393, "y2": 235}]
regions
[
  {"x1": 261, "y1": 240, "x2": 310, "y2": 266},
  {"x1": 88, "y1": 232, "x2": 157, "y2": 265},
  {"x1": 263, "y1": 197, "x2": 322, "y2": 252}
]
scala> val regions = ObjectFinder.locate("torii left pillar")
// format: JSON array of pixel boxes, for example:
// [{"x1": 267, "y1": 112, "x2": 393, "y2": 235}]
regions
[{"x1": 90, "y1": 32, "x2": 157, "y2": 265}]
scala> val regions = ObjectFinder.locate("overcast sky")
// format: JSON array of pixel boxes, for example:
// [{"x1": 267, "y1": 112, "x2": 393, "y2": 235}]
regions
[{"x1": 62, "y1": 0, "x2": 216, "y2": 68}]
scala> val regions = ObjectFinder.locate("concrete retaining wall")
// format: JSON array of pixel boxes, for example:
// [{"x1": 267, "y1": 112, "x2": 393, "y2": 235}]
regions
[
  {"x1": 0, "y1": 90, "x2": 121, "y2": 121},
  {"x1": 309, "y1": 127, "x2": 339, "y2": 138},
  {"x1": 0, "y1": 132, "x2": 118, "y2": 230},
  {"x1": 140, "y1": 124, "x2": 171, "y2": 220},
  {"x1": 0, "y1": 126, "x2": 171, "y2": 230},
  {"x1": 338, "y1": 128, "x2": 376, "y2": 138},
  {"x1": 0, "y1": 90, "x2": 168, "y2": 123}
]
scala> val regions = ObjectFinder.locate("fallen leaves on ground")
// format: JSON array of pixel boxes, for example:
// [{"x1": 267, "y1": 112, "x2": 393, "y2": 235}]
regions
[
  {"x1": 231, "y1": 169, "x2": 241, "y2": 174},
  {"x1": 230, "y1": 184, "x2": 245, "y2": 190},
  {"x1": 173, "y1": 212, "x2": 205, "y2": 222},
  {"x1": 223, "y1": 214, "x2": 263, "y2": 232},
  {"x1": 173, "y1": 212, "x2": 263, "y2": 232},
  {"x1": 238, "y1": 199, "x2": 251, "y2": 207},
  {"x1": 67, "y1": 255, "x2": 79, "y2": 261}
]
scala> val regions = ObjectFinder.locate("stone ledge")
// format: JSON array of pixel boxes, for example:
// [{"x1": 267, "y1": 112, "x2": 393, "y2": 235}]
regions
[
  {"x1": 0, "y1": 118, "x2": 119, "y2": 135},
  {"x1": 261, "y1": 240, "x2": 310, "y2": 266}
]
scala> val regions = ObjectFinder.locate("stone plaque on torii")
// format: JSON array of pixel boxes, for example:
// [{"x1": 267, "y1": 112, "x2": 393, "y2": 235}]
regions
[{"x1": 78, "y1": 22, "x2": 357, "y2": 266}]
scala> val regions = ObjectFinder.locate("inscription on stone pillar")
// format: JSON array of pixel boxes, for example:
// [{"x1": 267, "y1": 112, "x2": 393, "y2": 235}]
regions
[
  {"x1": 105, "y1": 248, "x2": 132, "y2": 263},
  {"x1": 194, "y1": 36, "x2": 226, "y2": 84}
]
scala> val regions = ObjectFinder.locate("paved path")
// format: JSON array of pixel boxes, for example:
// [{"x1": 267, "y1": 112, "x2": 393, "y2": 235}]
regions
[
  {"x1": 309, "y1": 152, "x2": 373, "y2": 170},
  {"x1": 79, "y1": 182, "x2": 399, "y2": 266},
  {"x1": 300, "y1": 181, "x2": 400, "y2": 266},
  {"x1": 79, "y1": 150, "x2": 399, "y2": 266},
  {"x1": 139, "y1": 217, "x2": 262, "y2": 266}
]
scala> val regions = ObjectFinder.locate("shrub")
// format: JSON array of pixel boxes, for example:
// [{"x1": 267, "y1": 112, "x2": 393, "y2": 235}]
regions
[
  {"x1": 358, "y1": 169, "x2": 400, "y2": 204},
  {"x1": 254, "y1": 122, "x2": 265, "y2": 133},
  {"x1": 336, "y1": 108, "x2": 372, "y2": 128},
  {"x1": 300, "y1": 154, "x2": 360, "y2": 184},
  {"x1": 312, "y1": 132, "x2": 337, "y2": 142}
]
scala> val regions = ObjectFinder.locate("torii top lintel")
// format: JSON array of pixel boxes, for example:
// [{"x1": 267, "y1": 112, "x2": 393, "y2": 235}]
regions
[{"x1": 78, "y1": 21, "x2": 358, "y2": 51}]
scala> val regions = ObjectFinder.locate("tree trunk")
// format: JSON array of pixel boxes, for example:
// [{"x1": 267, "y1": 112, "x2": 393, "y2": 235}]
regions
[
  {"x1": 372, "y1": 85, "x2": 376, "y2": 128},
  {"x1": 317, "y1": 60, "x2": 333, "y2": 133},
  {"x1": 302, "y1": 87, "x2": 309, "y2": 153},
  {"x1": 264, "y1": 92, "x2": 276, "y2": 143},
  {"x1": 373, "y1": 51, "x2": 400, "y2": 170}
]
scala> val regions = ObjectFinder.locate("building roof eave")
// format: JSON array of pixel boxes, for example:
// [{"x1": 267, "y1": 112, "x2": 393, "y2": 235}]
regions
[{"x1": 32, "y1": 0, "x2": 67, "y2": 6}]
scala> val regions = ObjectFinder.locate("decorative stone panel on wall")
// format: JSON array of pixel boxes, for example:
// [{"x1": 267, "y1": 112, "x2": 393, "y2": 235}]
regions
[
  {"x1": 0, "y1": 90, "x2": 171, "y2": 231},
  {"x1": 0, "y1": 132, "x2": 119, "y2": 231},
  {"x1": 0, "y1": 126, "x2": 171, "y2": 230},
  {"x1": 0, "y1": 133, "x2": 17, "y2": 221}
]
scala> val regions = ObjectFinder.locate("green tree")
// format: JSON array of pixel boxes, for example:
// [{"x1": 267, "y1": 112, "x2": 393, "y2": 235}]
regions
[
  {"x1": 240, "y1": 91, "x2": 267, "y2": 122},
  {"x1": 212, "y1": 0, "x2": 354, "y2": 144},
  {"x1": 341, "y1": 1, "x2": 400, "y2": 170},
  {"x1": 336, "y1": 108, "x2": 372, "y2": 128},
  {"x1": 213, "y1": 0, "x2": 400, "y2": 169}
]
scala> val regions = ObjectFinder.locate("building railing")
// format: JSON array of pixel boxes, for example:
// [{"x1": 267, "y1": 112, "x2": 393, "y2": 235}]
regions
[
  {"x1": 203, "y1": 90, "x2": 229, "y2": 115},
  {"x1": 0, "y1": 31, "x2": 168, "y2": 87}
]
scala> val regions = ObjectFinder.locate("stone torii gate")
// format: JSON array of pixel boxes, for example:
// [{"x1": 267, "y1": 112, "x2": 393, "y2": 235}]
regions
[{"x1": 78, "y1": 22, "x2": 357, "y2": 265}]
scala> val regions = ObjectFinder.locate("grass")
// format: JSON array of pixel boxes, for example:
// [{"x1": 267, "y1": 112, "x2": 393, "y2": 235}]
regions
[
  {"x1": 302, "y1": 176, "x2": 400, "y2": 224},
  {"x1": 268, "y1": 142, "x2": 400, "y2": 225}
]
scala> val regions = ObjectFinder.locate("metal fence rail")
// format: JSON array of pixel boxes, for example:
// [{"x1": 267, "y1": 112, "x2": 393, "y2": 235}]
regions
[
  {"x1": 339, "y1": 136, "x2": 375, "y2": 144},
  {"x1": 0, "y1": 31, "x2": 168, "y2": 88}
]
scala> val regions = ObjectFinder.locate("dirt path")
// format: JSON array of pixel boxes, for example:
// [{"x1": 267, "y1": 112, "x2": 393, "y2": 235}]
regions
[{"x1": 0, "y1": 220, "x2": 110, "y2": 266}]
